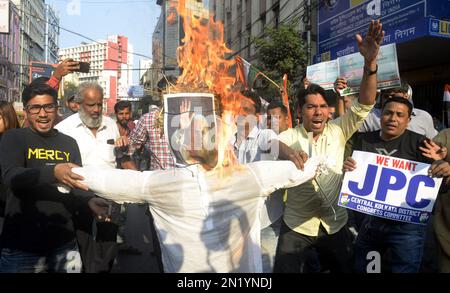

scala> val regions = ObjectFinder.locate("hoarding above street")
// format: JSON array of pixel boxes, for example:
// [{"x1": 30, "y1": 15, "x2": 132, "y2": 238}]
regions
[{"x1": 316, "y1": 0, "x2": 450, "y2": 62}]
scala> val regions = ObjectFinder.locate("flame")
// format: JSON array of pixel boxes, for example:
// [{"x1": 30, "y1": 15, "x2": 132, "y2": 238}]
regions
[{"x1": 168, "y1": 0, "x2": 245, "y2": 170}]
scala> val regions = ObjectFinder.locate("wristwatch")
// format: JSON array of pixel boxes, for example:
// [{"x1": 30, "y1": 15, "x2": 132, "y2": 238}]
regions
[{"x1": 364, "y1": 64, "x2": 378, "y2": 75}]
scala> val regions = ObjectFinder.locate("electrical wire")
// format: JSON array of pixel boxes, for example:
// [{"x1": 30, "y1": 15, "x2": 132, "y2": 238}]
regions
[
  {"x1": 12, "y1": 5, "x2": 157, "y2": 60},
  {"x1": 227, "y1": 0, "x2": 324, "y2": 58},
  {"x1": 49, "y1": 0, "x2": 154, "y2": 4}
]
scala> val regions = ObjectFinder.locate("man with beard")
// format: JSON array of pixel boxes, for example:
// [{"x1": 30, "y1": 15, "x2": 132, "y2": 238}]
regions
[
  {"x1": 55, "y1": 82, "x2": 123, "y2": 273},
  {"x1": 112, "y1": 100, "x2": 141, "y2": 255},
  {"x1": 114, "y1": 101, "x2": 135, "y2": 137}
]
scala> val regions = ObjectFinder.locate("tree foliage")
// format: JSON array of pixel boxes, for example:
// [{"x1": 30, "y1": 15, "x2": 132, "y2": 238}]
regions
[
  {"x1": 62, "y1": 81, "x2": 78, "y2": 101},
  {"x1": 252, "y1": 21, "x2": 307, "y2": 98}
]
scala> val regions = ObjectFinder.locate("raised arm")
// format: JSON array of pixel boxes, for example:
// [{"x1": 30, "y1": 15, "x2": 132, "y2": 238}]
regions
[
  {"x1": 334, "y1": 77, "x2": 348, "y2": 117},
  {"x1": 47, "y1": 59, "x2": 80, "y2": 90},
  {"x1": 357, "y1": 20, "x2": 384, "y2": 106}
]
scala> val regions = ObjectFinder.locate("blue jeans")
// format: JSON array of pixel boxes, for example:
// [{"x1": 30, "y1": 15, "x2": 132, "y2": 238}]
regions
[
  {"x1": 0, "y1": 240, "x2": 81, "y2": 273},
  {"x1": 355, "y1": 216, "x2": 428, "y2": 273}
]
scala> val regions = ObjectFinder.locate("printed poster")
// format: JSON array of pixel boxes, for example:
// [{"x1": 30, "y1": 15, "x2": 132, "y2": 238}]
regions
[
  {"x1": 339, "y1": 151, "x2": 442, "y2": 225},
  {"x1": 164, "y1": 93, "x2": 216, "y2": 166}
]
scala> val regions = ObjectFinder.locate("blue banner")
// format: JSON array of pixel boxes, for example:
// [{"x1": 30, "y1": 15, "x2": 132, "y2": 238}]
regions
[
  {"x1": 426, "y1": 0, "x2": 450, "y2": 20},
  {"x1": 30, "y1": 62, "x2": 54, "y2": 83},
  {"x1": 317, "y1": 0, "x2": 430, "y2": 62}
]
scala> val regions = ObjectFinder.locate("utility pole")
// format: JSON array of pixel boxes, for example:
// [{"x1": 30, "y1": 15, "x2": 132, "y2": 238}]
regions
[{"x1": 306, "y1": 0, "x2": 312, "y2": 65}]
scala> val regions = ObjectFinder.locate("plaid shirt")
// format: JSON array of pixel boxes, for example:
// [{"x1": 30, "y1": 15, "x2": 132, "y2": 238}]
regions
[{"x1": 128, "y1": 109, "x2": 175, "y2": 170}]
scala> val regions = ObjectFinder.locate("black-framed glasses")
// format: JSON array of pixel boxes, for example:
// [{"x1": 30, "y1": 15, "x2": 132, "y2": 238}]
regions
[{"x1": 25, "y1": 103, "x2": 57, "y2": 114}]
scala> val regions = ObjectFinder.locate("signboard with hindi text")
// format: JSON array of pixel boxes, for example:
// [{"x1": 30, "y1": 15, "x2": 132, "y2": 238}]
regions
[
  {"x1": 339, "y1": 151, "x2": 442, "y2": 225},
  {"x1": 316, "y1": 0, "x2": 450, "y2": 63},
  {"x1": 307, "y1": 44, "x2": 400, "y2": 95},
  {"x1": 317, "y1": 0, "x2": 428, "y2": 62}
]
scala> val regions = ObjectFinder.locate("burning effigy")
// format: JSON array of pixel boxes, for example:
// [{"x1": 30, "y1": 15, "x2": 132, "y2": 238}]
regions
[
  {"x1": 72, "y1": 1, "x2": 329, "y2": 273},
  {"x1": 162, "y1": 0, "x2": 247, "y2": 170}
]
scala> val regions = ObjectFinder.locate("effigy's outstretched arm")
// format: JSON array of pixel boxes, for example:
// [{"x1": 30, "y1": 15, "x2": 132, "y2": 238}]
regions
[
  {"x1": 247, "y1": 156, "x2": 327, "y2": 196},
  {"x1": 73, "y1": 167, "x2": 152, "y2": 204}
]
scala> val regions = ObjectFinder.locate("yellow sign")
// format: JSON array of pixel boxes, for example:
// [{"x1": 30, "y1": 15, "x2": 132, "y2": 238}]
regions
[
  {"x1": 350, "y1": 0, "x2": 366, "y2": 8},
  {"x1": 439, "y1": 20, "x2": 450, "y2": 36},
  {"x1": 321, "y1": 51, "x2": 331, "y2": 62}
]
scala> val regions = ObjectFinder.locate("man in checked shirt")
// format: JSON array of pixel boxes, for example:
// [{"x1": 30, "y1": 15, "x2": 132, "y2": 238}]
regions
[
  {"x1": 122, "y1": 77, "x2": 177, "y2": 172},
  {"x1": 121, "y1": 76, "x2": 178, "y2": 272}
]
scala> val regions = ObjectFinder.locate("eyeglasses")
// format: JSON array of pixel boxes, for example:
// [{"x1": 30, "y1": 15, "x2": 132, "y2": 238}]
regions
[{"x1": 25, "y1": 103, "x2": 57, "y2": 114}]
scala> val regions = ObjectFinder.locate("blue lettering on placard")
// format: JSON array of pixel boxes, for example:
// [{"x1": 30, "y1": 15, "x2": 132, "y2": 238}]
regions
[
  {"x1": 376, "y1": 168, "x2": 406, "y2": 202},
  {"x1": 348, "y1": 164, "x2": 378, "y2": 196},
  {"x1": 406, "y1": 175, "x2": 433, "y2": 209},
  {"x1": 347, "y1": 165, "x2": 435, "y2": 210}
]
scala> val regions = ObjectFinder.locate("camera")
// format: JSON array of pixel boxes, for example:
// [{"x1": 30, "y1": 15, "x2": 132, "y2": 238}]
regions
[{"x1": 114, "y1": 145, "x2": 129, "y2": 159}]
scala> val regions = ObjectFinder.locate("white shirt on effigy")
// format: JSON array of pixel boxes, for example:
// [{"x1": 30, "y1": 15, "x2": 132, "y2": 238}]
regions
[
  {"x1": 55, "y1": 113, "x2": 120, "y2": 169},
  {"x1": 232, "y1": 126, "x2": 284, "y2": 229},
  {"x1": 73, "y1": 158, "x2": 324, "y2": 273}
]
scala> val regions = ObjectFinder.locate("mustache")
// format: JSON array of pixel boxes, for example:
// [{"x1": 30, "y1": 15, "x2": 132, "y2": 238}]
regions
[{"x1": 79, "y1": 108, "x2": 102, "y2": 128}]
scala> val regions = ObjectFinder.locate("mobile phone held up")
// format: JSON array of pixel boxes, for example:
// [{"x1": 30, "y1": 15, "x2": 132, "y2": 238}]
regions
[{"x1": 76, "y1": 61, "x2": 90, "y2": 73}]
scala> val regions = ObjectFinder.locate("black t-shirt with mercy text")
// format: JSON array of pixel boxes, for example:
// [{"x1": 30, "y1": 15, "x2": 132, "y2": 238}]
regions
[{"x1": 0, "y1": 127, "x2": 93, "y2": 253}]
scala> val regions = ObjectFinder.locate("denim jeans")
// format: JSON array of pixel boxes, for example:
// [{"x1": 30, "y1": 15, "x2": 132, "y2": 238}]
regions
[
  {"x1": 0, "y1": 240, "x2": 81, "y2": 273},
  {"x1": 355, "y1": 216, "x2": 428, "y2": 273}
]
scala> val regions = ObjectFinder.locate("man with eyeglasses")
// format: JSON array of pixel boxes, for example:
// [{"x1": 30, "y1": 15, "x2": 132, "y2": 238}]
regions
[
  {"x1": 359, "y1": 80, "x2": 437, "y2": 139},
  {"x1": 0, "y1": 82, "x2": 110, "y2": 273}
]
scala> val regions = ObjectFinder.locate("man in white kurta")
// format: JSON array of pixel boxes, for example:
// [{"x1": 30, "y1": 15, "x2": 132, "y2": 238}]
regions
[
  {"x1": 55, "y1": 82, "x2": 121, "y2": 273},
  {"x1": 73, "y1": 158, "x2": 325, "y2": 273}
]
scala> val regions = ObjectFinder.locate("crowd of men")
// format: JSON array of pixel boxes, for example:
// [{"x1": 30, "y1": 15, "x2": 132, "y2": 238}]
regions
[{"x1": 0, "y1": 20, "x2": 449, "y2": 273}]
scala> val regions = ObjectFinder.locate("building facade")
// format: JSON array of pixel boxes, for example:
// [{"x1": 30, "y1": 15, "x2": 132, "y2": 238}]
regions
[
  {"x1": 59, "y1": 35, "x2": 134, "y2": 115},
  {"x1": 0, "y1": 0, "x2": 20, "y2": 101},
  {"x1": 151, "y1": 13, "x2": 164, "y2": 93},
  {"x1": 139, "y1": 58, "x2": 156, "y2": 102},
  {"x1": 139, "y1": 58, "x2": 152, "y2": 81},
  {"x1": 210, "y1": 0, "x2": 315, "y2": 63},
  {"x1": 44, "y1": 4, "x2": 59, "y2": 64},
  {"x1": 156, "y1": 0, "x2": 181, "y2": 78},
  {"x1": 12, "y1": 0, "x2": 45, "y2": 91}
]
